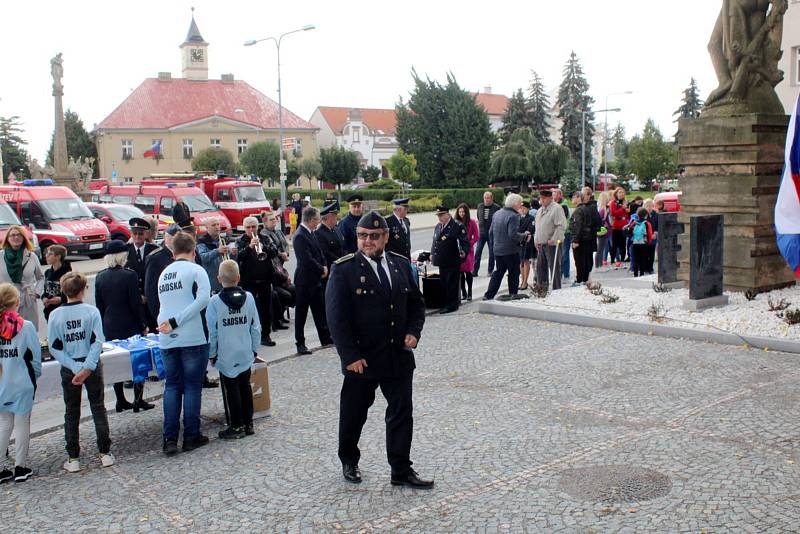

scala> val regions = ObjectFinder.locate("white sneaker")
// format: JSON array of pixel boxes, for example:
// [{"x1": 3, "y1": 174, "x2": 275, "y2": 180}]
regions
[
  {"x1": 63, "y1": 458, "x2": 81, "y2": 473},
  {"x1": 100, "y1": 453, "x2": 115, "y2": 468}
]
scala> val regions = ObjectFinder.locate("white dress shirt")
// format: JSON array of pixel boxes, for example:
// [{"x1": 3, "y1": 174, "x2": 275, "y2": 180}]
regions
[{"x1": 365, "y1": 254, "x2": 392, "y2": 289}]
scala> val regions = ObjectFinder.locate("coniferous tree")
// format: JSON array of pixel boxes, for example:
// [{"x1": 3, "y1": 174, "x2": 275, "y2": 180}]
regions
[
  {"x1": 556, "y1": 51, "x2": 595, "y2": 183},
  {"x1": 0, "y1": 116, "x2": 30, "y2": 180},
  {"x1": 396, "y1": 70, "x2": 494, "y2": 188},
  {"x1": 528, "y1": 71, "x2": 552, "y2": 145},
  {"x1": 498, "y1": 89, "x2": 532, "y2": 144},
  {"x1": 674, "y1": 78, "x2": 703, "y2": 121},
  {"x1": 46, "y1": 109, "x2": 97, "y2": 175},
  {"x1": 628, "y1": 119, "x2": 678, "y2": 182}
]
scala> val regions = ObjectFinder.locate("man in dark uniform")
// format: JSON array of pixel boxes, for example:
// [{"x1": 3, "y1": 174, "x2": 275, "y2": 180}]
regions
[
  {"x1": 336, "y1": 194, "x2": 364, "y2": 254},
  {"x1": 431, "y1": 205, "x2": 468, "y2": 314},
  {"x1": 125, "y1": 217, "x2": 158, "y2": 330},
  {"x1": 386, "y1": 198, "x2": 412, "y2": 259},
  {"x1": 315, "y1": 201, "x2": 345, "y2": 268},
  {"x1": 236, "y1": 216, "x2": 278, "y2": 346},
  {"x1": 144, "y1": 224, "x2": 179, "y2": 323},
  {"x1": 293, "y1": 206, "x2": 334, "y2": 355},
  {"x1": 325, "y1": 210, "x2": 431, "y2": 488}
]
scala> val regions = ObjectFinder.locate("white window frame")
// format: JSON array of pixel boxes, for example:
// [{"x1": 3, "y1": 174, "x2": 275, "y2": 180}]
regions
[
  {"x1": 182, "y1": 138, "x2": 193, "y2": 159},
  {"x1": 237, "y1": 138, "x2": 248, "y2": 155},
  {"x1": 122, "y1": 139, "x2": 133, "y2": 158},
  {"x1": 796, "y1": 46, "x2": 800, "y2": 85},
  {"x1": 353, "y1": 126, "x2": 360, "y2": 143},
  {"x1": 151, "y1": 139, "x2": 163, "y2": 157},
  {"x1": 210, "y1": 138, "x2": 221, "y2": 149}
]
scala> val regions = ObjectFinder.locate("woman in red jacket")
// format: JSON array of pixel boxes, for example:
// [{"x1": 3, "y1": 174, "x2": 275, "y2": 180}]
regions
[{"x1": 609, "y1": 187, "x2": 629, "y2": 267}]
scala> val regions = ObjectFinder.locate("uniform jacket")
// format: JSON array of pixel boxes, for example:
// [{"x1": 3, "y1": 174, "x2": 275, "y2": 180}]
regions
[
  {"x1": 325, "y1": 251, "x2": 425, "y2": 379},
  {"x1": 336, "y1": 213, "x2": 361, "y2": 255},
  {"x1": 0, "y1": 320, "x2": 41, "y2": 414},
  {"x1": 315, "y1": 223, "x2": 345, "y2": 266},
  {"x1": 95, "y1": 266, "x2": 146, "y2": 341},
  {"x1": 0, "y1": 249, "x2": 44, "y2": 327},
  {"x1": 207, "y1": 287, "x2": 261, "y2": 378},
  {"x1": 386, "y1": 213, "x2": 412, "y2": 259},
  {"x1": 293, "y1": 225, "x2": 326, "y2": 288},
  {"x1": 48, "y1": 302, "x2": 105, "y2": 374},
  {"x1": 431, "y1": 217, "x2": 469, "y2": 269},
  {"x1": 125, "y1": 242, "x2": 158, "y2": 292},
  {"x1": 157, "y1": 259, "x2": 211, "y2": 350},
  {"x1": 144, "y1": 246, "x2": 173, "y2": 319},
  {"x1": 236, "y1": 233, "x2": 277, "y2": 286}
]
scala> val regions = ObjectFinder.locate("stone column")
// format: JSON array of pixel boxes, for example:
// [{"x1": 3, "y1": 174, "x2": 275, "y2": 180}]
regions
[
  {"x1": 676, "y1": 114, "x2": 794, "y2": 292},
  {"x1": 50, "y1": 53, "x2": 70, "y2": 186}
]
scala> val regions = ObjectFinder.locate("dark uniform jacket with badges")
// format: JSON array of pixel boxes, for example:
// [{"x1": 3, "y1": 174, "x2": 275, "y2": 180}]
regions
[
  {"x1": 336, "y1": 213, "x2": 361, "y2": 255},
  {"x1": 125, "y1": 242, "x2": 158, "y2": 292},
  {"x1": 431, "y1": 218, "x2": 469, "y2": 269},
  {"x1": 95, "y1": 266, "x2": 146, "y2": 340},
  {"x1": 325, "y1": 251, "x2": 426, "y2": 379},
  {"x1": 293, "y1": 225, "x2": 327, "y2": 287},
  {"x1": 144, "y1": 246, "x2": 174, "y2": 319},
  {"x1": 315, "y1": 224, "x2": 345, "y2": 266},
  {"x1": 386, "y1": 213, "x2": 412, "y2": 259}
]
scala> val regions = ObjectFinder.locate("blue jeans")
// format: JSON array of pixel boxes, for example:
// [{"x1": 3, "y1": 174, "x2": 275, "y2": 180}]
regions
[
  {"x1": 561, "y1": 234, "x2": 572, "y2": 279},
  {"x1": 161, "y1": 344, "x2": 209, "y2": 441},
  {"x1": 473, "y1": 234, "x2": 494, "y2": 275}
]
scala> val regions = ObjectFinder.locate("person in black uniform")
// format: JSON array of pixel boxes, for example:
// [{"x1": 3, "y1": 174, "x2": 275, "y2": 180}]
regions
[
  {"x1": 293, "y1": 206, "x2": 333, "y2": 355},
  {"x1": 315, "y1": 201, "x2": 345, "y2": 269},
  {"x1": 325, "y1": 210, "x2": 431, "y2": 488},
  {"x1": 386, "y1": 198, "x2": 412, "y2": 259},
  {"x1": 95, "y1": 240, "x2": 152, "y2": 412},
  {"x1": 125, "y1": 217, "x2": 158, "y2": 330},
  {"x1": 236, "y1": 216, "x2": 278, "y2": 347},
  {"x1": 431, "y1": 205, "x2": 469, "y2": 314},
  {"x1": 336, "y1": 194, "x2": 364, "y2": 255},
  {"x1": 144, "y1": 224, "x2": 179, "y2": 325}
]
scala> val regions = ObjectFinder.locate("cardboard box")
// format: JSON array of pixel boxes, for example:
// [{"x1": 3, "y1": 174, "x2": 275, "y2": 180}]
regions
[{"x1": 251, "y1": 357, "x2": 271, "y2": 418}]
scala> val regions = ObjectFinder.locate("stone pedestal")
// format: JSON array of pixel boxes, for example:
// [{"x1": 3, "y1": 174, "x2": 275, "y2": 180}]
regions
[{"x1": 677, "y1": 114, "x2": 794, "y2": 292}]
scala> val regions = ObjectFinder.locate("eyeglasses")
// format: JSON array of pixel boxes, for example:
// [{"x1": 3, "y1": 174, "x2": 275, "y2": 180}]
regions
[
  {"x1": 357, "y1": 232, "x2": 385, "y2": 241},
  {"x1": 245, "y1": 225, "x2": 258, "y2": 229}
]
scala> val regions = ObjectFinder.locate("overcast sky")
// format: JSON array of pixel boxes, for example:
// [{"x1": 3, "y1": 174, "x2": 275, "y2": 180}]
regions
[{"x1": 3, "y1": 0, "x2": 726, "y2": 161}]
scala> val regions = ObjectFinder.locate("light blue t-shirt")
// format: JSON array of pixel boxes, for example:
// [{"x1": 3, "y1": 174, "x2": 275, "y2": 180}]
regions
[
  {"x1": 157, "y1": 259, "x2": 211, "y2": 350},
  {"x1": 48, "y1": 302, "x2": 105, "y2": 374},
  {"x1": 0, "y1": 320, "x2": 41, "y2": 414},
  {"x1": 207, "y1": 288, "x2": 261, "y2": 378}
]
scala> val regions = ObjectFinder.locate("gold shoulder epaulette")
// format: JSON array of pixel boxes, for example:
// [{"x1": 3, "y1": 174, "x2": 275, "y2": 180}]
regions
[
  {"x1": 146, "y1": 247, "x2": 163, "y2": 257},
  {"x1": 335, "y1": 253, "x2": 355, "y2": 265},
  {"x1": 388, "y1": 251, "x2": 408, "y2": 260}
]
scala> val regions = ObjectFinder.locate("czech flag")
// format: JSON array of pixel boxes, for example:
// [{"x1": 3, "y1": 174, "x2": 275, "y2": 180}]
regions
[
  {"x1": 143, "y1": 140, "x2": 161, "y2": 158},
  {"x1": 775, "y1": 92, "x2": 800, "y2": 277}
]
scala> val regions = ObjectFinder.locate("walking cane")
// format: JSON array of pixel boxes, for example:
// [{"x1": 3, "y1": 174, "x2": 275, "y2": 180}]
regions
[{"x1": 549, "y1": 240, "x2": 562, "y2": 292}]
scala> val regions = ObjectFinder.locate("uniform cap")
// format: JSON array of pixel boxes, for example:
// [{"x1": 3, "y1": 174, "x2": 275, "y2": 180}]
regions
[
  {"x1": 539, "y1": 190, "x2": 554, "y2": 197},
  {"x1": 347, "y1": 194, "x2": 364, "y2": 204},
  {"x1": 128, "y1": 217, "x2": 150, "y2": 232},
  {"x1": 435, "y1": 205, "x2": 449, "y2": 215},
  {"x1": 105, "y1": 240, "x2": 127, "y2": 254},
  {"x1": 320, "y1": 202, "x2": 340, "y2": 216},
  {"x1": 392, "y1": 198, "x2": 410, "y2": 207},
  {"x1": 357, "y1": 210, "x2": 388, "y2": 230}
]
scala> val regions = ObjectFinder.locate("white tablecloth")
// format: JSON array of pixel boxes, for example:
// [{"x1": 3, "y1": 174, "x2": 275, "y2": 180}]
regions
[{"x1": 37, "y1": 346, "x2": 132, "y2": 400}]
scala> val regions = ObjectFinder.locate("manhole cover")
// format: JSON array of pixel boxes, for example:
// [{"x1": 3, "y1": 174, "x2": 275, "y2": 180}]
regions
[{"x1": 558, "y1": 465, "x2": 672, "y2": 503}]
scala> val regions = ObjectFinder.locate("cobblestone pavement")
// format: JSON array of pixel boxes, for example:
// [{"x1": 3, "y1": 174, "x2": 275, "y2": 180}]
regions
[{"x1": 3, "y1": 310, "x2": 800, "y2": 533}]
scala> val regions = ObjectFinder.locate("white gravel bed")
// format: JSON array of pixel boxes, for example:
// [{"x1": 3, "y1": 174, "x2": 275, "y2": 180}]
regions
[{"x1": 507, "y1": 282, "x2": 800, "y2": 340}]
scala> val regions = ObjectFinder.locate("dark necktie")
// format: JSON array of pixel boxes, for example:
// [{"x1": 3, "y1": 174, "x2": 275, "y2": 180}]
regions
[
  {"x1": 137, "y1": 248, "x2": 143, "y2": 263},
  {"x1": 375, "y1": 256, "x2": 390, "y2": 289}
]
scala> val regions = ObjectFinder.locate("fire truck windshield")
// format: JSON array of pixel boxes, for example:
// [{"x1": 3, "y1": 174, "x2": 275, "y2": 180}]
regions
[
  {"x1": 0, "y1": 203, "x2": 21, "y2": 226},
  {"x1": 234, "y1": 186, "x2": 267, "y2": 203},
  {"x1": 181, "y1": 194, "x2": 216, "y2": 212},
  {"x1": 39, "y1": 198, "x2": 94, "y2": 221}
]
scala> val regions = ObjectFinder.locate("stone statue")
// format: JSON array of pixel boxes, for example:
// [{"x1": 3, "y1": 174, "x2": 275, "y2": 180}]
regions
[
  {"x1": 42, "y1": 164, "x2": 55, "y2": 180},
  {"x1": 78, "y1": 157, "x2": 94, "y2": 189},
  {"x1": 704, "y1": 0, "x2": 787, "y2": 116},
  {"x1": 50, "y1": 53, "x2": 64, "y2": 96},
  {"x1": 27, "y1": 157, "x2": 44, "y2": 180}
]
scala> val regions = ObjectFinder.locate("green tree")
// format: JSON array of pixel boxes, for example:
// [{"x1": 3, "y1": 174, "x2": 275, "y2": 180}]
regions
[
  {"x1": 386, "y1": 149, "x2": 419, "y2": 186},
  {"x1": 0, "y1": 116, "x2": 29, "y2": 180},
  {"x1": 298, "y1": 157, "x2": 322, "y2": 181},
  {"x1": 674, "y1": 78, "x2": 703, "y2": 121},
  {"x1": 46, "y1": 109, "x2": 97, "y2": 175},
  {"x1": 191, "y1": 147, "x2": 237, "y2": 175},
  {"x1": 528, "y1": 71, "x2": 552, "y2": 145},
  {"x1": 556, "y1": 51, "x2": 595, "y2": 183},
  {"x1": 628, "y1": 119, "x2": 678, "y2": 182},
  {"x1": 359, "y1": 165, "x2": 381, "y2": 182},
  {"x1": 396, "y1": 70, "x2": 494, "y2": 188},
  {"x1": 319, "y1": 146, "x2": 360, "y2": 192},
  {"x1": 534, "y1": 143, "x2": 572, "y2": 183},
  {"x1": 498, "y1": 88, "x2": 533, "y2": 144},
  {"x1": 239, "y1": 141, "x2": 280, "y2": 183},
  {"x1": 491, "y1": 127, "x2": 539, "y2": 190}
]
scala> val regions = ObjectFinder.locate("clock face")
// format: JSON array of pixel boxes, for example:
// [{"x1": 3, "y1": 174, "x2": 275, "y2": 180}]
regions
[{"x1": 190, "y1": 48, "x2": 204, "y2": 62}]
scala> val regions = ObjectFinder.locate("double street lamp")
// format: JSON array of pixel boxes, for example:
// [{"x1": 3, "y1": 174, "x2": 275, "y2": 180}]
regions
[{"x1": 245, "y1": 24, "x2": 315, "y2": 214}]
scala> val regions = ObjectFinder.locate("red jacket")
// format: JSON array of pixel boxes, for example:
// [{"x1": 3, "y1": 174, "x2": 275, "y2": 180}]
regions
[{"x1": 609, "y1": 200, "x2": 630, "y2": 230}]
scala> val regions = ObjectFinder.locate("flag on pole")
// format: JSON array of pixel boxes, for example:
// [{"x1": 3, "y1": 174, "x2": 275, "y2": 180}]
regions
[
  {"x1": 143, "y1": 140, "x2": 162, "y2": 158},
  {"x1": 775, "y1": 92, "x2": 800, "y2": 276}
]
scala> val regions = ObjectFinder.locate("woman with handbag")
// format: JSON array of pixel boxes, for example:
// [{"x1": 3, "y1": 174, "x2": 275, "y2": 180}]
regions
[{"x1": 0, "y1": 226, "x2": 43, "y2": 332}]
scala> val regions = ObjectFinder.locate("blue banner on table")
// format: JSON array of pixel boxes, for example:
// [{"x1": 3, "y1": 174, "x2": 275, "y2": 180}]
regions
[{"x1": 110, "y1": 334, "x2": 164, "y2": 384}]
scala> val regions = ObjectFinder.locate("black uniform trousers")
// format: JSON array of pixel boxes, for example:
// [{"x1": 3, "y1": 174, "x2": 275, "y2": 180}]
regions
[
  {"x1": 294, "y1": 280, "x2": 330, "y2": 345},
  {"x1": 338, "y1": 370, "x2": 414, "y2": 475},
  {"x1": 439, "y1": 265, "x2": 461, "y2": 311},
  {"x1": 242, "y1": 281, "x2": 272, "y2": 338}
]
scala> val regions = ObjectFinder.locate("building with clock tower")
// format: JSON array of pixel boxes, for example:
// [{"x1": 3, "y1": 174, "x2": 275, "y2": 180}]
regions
[{"x1": 93, "y1": 12, "x2": 319, "y2": 183}]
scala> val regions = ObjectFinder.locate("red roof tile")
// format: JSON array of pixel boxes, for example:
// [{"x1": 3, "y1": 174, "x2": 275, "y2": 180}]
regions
[
  {"x1": 97, "y1": 78, "x2": 316, "y2": 131},
  {"x1": 315, "y1": 106, "x2": 398, "y2": 135},
  {"x1": 474, "y1": 93, "x2": 509, "y2": 116}
]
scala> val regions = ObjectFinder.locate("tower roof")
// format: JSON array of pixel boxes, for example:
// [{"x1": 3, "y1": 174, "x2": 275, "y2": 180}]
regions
[{"x1": 184, "y1": 13, "x2": 207, "y2": 45}]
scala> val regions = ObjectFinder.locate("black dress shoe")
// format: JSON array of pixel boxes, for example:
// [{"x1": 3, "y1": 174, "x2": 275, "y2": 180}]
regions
[
  {"x1": 296, "y1": 344, "x2": 312, "y2": 355},
  {"x1": 133, "y1": 400, "x2": 155, "y2": 412},
  {"x1": 115, "y1": 400, "x2": 134, "y2": 413},
  {"x1": 391, "y1": 468, "x2": 434, "y2": 489},
  {"x1": 163, "y1": 439, "x2": 179, "y2": 456},
  {"x1": 202, "y1": 378, "x2": 219, "y2": 389},
  {"x1": 342, "y1": 464, "x2": 362, "y2": 483},
  {"x1": 438, "y1": 307, "x2": 458, "y2": 314},
  {"x1": 261, "y1": 337, "x2": 277, "y2": 347},
  {"x1": 182, "y1": 435, "x2": 210, "y2": 452}
]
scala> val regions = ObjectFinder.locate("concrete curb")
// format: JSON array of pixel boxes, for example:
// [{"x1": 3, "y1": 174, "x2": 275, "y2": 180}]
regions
[{"x1": 478, "y1": 301, "x2": 800, "y2": 354}]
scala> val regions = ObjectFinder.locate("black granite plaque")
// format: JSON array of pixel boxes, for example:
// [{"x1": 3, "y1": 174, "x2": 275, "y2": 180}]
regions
[
  {"x1": 689, "y1": 215, "x2": 724, "y2": 300},
  {"x1": 657, "y1": 213, "x2": 683, "y2": 284}
]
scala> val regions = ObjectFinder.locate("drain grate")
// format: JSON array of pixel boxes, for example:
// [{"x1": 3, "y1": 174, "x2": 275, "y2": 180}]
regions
[{"x1": 558, "y1": 465, "x2": 672, "y2": 503}]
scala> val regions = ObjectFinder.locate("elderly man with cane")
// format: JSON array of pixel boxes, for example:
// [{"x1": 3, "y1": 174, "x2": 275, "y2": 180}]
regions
[{"x1": 533, "y1": 190, "x2": 567, "y2": 291}]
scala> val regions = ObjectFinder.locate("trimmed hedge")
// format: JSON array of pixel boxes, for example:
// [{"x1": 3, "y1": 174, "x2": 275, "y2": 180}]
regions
[{"x1": 264, "y1": 188, "x2": 505, "y2": 211}]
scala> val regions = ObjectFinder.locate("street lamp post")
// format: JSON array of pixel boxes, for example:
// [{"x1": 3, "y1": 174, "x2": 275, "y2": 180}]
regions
[
  {"x1": 581, "y1": 107, "x2": 621, "y2": 191},
  {"x1": 603, "y1": 91, "x2": 633, "y2": 187},
  {"x1": 245, "y1": 24, "x2": 315, "y2": 214}
]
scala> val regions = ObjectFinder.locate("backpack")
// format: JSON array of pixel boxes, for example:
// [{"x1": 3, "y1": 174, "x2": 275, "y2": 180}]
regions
[{"x1": 632, "y1": 221, "x2": 648, "y2": 244}]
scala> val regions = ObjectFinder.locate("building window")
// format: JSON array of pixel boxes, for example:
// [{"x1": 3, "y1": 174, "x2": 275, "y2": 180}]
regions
[
  {"x1": 237, "y1": 138, "x2": 248, "y2": 155},
  {"x1": 122, "y1": 139, "x2": 133, "y2": 159},
  {"x1": 210, "y1": 138, "x2": 221, "y2": 149},
  {"x1": 151, "y1": 139, "x2": 164, "y2": 158},
  {"x1": 183, "y1": 139, "x2": 193, "y2": 159},
  {"x1": 796, "y1": 46, "x2": 800, "y2": 85},
  {"x1": 294, "y1": 138, "x2": 302, "y2": 157},
  {"x1": 353, "y1": 126, "x2": 360, "y2": 142}
]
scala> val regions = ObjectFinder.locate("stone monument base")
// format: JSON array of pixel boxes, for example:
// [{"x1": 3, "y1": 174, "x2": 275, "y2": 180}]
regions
[
  {"x1": 683, "y1": 295, "x2": 729, "y2": 312},
  {"x1": 677, "y1": 113, "x2": 795, "y2": 293}
]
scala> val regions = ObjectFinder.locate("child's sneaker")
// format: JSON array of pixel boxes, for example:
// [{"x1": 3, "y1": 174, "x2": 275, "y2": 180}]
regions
[
  {"x1": 100, "y1": 453, "x2": 115, "y2": 468},
  {"x1": 13, "y1": 466, "x2": 32, "y2": 482},
  {"x1": 0, "y1": 468, "x2": 12, "y2": 483},
  {"x1": 244, "y1": 423, "x2": 255, "y2": 436},
  {"x1": 218, "y1": 426, "x2": 245, "y2": 440},
  {"x1": 63, "y1": 458, "x2": 81, "y2": 473}
]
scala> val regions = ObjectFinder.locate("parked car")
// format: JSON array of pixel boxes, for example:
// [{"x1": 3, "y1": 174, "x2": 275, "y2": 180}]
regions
[
  {"x1": 654, "y1": 191, "x2": 682, "y2": 212},
  {"x1": 87, "y1": 202, "x2": 168, "y2": 242}
]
